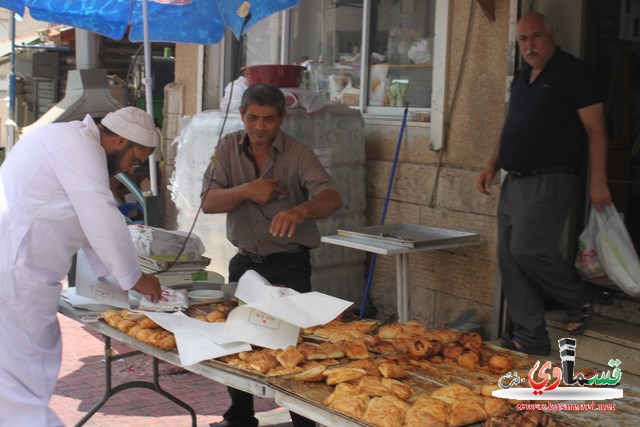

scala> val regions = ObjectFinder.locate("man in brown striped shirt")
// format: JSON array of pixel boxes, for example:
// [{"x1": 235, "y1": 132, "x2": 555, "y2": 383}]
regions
[{"x1": 202, "y1": 83, "x2": 342, "y2": 427}]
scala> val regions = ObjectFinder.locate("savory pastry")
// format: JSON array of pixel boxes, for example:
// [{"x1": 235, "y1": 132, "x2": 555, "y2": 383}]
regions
[
  {"x1": 342, "y1": 339, "x2": 370, "y2": 360},
  {"x1": 317, "y1": 342, "x2": 345, "y2": 359},
  {"x1": 248, "y1": 352, "x2": 278, "y2": 374},
  {"x1": 431, "y1": 384, "x2": 487, "y2": 427},
  {"x1": 442, "y1": 342, "x2": 465, "y2": 359},
  {"x1": 324, "y1": 367, "x2": 368, "y2": 385},
  {"x1": 136, "y1": 316, "x2": 158, "y2": 329},
  {"x1": 377, "y1": 362, "x2": 408, "y2": 379},
  {"x1": 115, "y1": 319, "x2": 137, "y2": 333},
  {"x1": 487, "y1": 353, "x2": 514, "y2": 375},
  {"x1": 276, "y1": 345, "x2": 305, "y2": 370},
  {"x1": 293, "y1": 364, "x2": 326, "y2": 382},
  {"x1": 456, "y1": 349, "x2": 481, "y2": 369},
  {"x1": 206, "y1": 310, "x2": 226, "y2": 323},
  {"x1": 380, "y1": 378, "x2": 412, "y2": 401},
  {"x1": 363, "y1": 335, "x2": 397, "y2": 354},
  {"x1": 362, "y1": 395, "x2": 408, "y2": 427},
  {"x1": 404, "y1": 395, "x2": 450, "y2": 427},
  {"x1": 483, "y1": 395, "x2": 511, "y2": 418},
  {"x1": 324, "y1": 383, "x2": 370, "y2": 419},
  {"x1": 357, "y1": 375, "x2": 392, "y2": 397}
]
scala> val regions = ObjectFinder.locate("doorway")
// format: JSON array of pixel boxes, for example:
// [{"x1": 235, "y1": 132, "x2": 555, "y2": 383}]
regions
[{"x1": 584, "y1": 0, "x2": 640, "y2": 258}]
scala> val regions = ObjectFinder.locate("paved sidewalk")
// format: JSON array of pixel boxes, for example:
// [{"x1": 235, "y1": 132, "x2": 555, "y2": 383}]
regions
[{"x1": 53, "y1": 314, "x2": 292, "y2": 427}]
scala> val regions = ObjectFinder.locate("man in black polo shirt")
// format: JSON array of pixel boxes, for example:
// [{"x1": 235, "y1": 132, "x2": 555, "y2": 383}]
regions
[{"x1": 476, "y1": 12, "x2": 611, "y2": 355}]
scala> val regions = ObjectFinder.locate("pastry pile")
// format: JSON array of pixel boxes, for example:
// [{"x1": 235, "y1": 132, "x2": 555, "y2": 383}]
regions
[
  {"x1": 324, "y1": 381, "x2": 511, "y2": 427},
  {"x1": 102, "y1": 309, "x2": 176, "y2": 351}
]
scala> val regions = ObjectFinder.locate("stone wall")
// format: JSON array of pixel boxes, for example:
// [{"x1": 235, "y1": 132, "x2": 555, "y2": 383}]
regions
[{"x1": 363, "y1": 1, "x2": 510, "y2": 336}]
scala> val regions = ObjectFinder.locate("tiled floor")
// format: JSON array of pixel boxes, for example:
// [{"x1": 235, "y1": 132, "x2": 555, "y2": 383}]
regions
[{"x1": 52, "y1": 314, "x2": 292, "y2": 427}]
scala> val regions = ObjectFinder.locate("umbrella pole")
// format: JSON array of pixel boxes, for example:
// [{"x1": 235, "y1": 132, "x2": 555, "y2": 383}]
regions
[{"x1": 142, "y1": 0, "x2": 157, "y2": 196}]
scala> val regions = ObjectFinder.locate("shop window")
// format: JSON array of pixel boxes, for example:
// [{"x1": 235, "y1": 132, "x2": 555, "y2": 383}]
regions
[{"x1": 220, "y1": 0, "x2": 449, "y2": 148}]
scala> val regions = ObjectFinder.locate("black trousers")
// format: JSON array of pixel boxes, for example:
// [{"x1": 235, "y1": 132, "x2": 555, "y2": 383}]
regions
[
  {"x1": 223, "y1": 249, "x2": 315, "y2": 427},
  {"x1": 498, "y1": 173, "x2": 595, "y2": 350}
]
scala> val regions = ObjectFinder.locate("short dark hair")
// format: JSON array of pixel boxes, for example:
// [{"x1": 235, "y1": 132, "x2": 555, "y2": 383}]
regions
[{"x1": 241, "y1": 83, "x2": 285, "y2": 116}]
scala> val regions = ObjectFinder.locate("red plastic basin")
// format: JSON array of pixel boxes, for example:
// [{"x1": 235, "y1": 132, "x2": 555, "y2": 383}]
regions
[{"x1": 242, "y1": 64, "x2": 305, "y2": 88}]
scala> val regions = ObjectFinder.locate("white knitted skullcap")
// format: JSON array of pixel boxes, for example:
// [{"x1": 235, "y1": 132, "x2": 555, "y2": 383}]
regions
[{"x1": 101, "y1": 107, "x2": 157, "y2": 148}]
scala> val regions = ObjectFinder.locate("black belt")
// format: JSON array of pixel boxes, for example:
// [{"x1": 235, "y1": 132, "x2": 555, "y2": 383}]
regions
[
  {"x1": 238, "y1": 247, "x2": 307, "y2": 263},
  {"x1": 508, "y1": 166, "x2": 578, "y2": 177}
]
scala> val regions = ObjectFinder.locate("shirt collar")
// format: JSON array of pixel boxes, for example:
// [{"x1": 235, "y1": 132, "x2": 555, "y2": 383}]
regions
[
  {"x1": 238, "y1": 130, "x2": 285, "y2": 154},
  {"x1": 82, "y1": 114, "x2": 100, "y2": 141}
]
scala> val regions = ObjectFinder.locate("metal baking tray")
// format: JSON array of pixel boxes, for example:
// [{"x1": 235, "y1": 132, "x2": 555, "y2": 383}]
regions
[{"x1": 337, "y1": 223, "x2": 480, "y2": 248}]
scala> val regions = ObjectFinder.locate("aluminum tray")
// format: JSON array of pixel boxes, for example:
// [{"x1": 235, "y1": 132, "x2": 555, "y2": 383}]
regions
[{"x1": 337, "y1": 223, "x2": 480, "y2": 248}]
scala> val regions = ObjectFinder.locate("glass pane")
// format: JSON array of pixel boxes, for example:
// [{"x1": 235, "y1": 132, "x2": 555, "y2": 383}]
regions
[
  {"x1": 368, "y1": 0, "x2": 435, "y2": 108},
  {"x1": 243, "y1": 14, "x2": 283, "y2": 66},
  {"x1": 289, "y1": 0, "x2": 364, "y2": 106}
]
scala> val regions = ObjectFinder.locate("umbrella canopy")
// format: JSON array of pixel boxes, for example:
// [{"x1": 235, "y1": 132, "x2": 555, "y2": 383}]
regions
[
  {"x1": 0, "y1": 0, "x2": 299, "y2": 44},
  {"x1": 0, "y1": 0, "x2": 299, "y2": 196}
]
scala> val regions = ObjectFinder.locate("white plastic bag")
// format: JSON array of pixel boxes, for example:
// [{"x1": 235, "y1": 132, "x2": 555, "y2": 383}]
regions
[
  {"x1": 595, "y1": 204, "x2": 640, "y2": 297},
  {"x1": 575, "y1": 207, "x2": 613, "y2": 285}
]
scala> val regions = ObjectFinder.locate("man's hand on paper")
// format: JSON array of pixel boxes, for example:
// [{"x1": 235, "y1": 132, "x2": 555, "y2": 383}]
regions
[{"x1": 133, "y1": 273, "x2": 162, "y2": 303}]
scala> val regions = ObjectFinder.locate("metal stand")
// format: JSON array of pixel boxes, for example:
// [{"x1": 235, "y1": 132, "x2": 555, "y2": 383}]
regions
[{"x1": 75, "y1": 335, "x2": 196, "y2": 427}]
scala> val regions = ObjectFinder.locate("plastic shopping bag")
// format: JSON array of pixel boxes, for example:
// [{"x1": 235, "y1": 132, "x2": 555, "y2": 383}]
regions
[
  {"x1": 575, "y1": 207, "x2": 614, "y2": 285},
  {"x1": 594, "y1": 204, "x2": 640, "y2": 297}
]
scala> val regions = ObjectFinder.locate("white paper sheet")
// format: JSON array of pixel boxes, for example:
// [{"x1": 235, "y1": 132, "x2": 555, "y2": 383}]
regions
[
  {"x1": 137, "y1": 287, "x2": 189, "y2": 312},
  {"x1": 75, "y1": 250, "x2": 131, "y2": 309},
  {"x1": 141, "y1": 311, "x2": 251, "y2": 366},
  {"x1": 223, "y1": 270, "x2": 353, "y2": 349},
  {"x1": 61, "y1": 287, "x2": 115, "y2": 311}
]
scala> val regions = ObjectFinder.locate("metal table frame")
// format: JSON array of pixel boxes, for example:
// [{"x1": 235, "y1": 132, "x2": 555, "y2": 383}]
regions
[{"x1": 322, "y1": 228, "x2": 482, "y2": 322}]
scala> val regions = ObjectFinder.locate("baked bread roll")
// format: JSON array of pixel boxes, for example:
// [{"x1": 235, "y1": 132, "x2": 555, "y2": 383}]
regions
[
  {"x1": 116, "y1": 319, "x2": 137, "y2": 333},
  {"x1": 137, "y1": 316, "x2": 159, "y2": 329},
  {"x1": 206, "y1": 310, "x2": 226, "y2": 322}
]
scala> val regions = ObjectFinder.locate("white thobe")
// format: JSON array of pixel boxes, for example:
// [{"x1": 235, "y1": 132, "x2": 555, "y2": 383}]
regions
[{"x1": 0, "y1": 115, "x2": 142, "y2": 426}]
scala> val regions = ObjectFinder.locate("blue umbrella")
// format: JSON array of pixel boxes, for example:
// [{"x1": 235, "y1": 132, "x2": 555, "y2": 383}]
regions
[
  {"x1": 0, "y1": 0, "x2": 299, "y2": 194},
  {"x1": 0, "y1": 0, "x2": 299, "y2": 44}
]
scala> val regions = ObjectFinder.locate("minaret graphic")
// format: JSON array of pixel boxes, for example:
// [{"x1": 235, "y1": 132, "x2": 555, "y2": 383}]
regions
[{"x1": 558, "y1": 338, "x2": 577, "y2": 385}]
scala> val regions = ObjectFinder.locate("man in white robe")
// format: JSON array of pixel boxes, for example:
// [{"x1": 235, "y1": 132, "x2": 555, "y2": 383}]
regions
[{"x1": 0, "y1": 106, "x2": 162, "y2": 426}]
